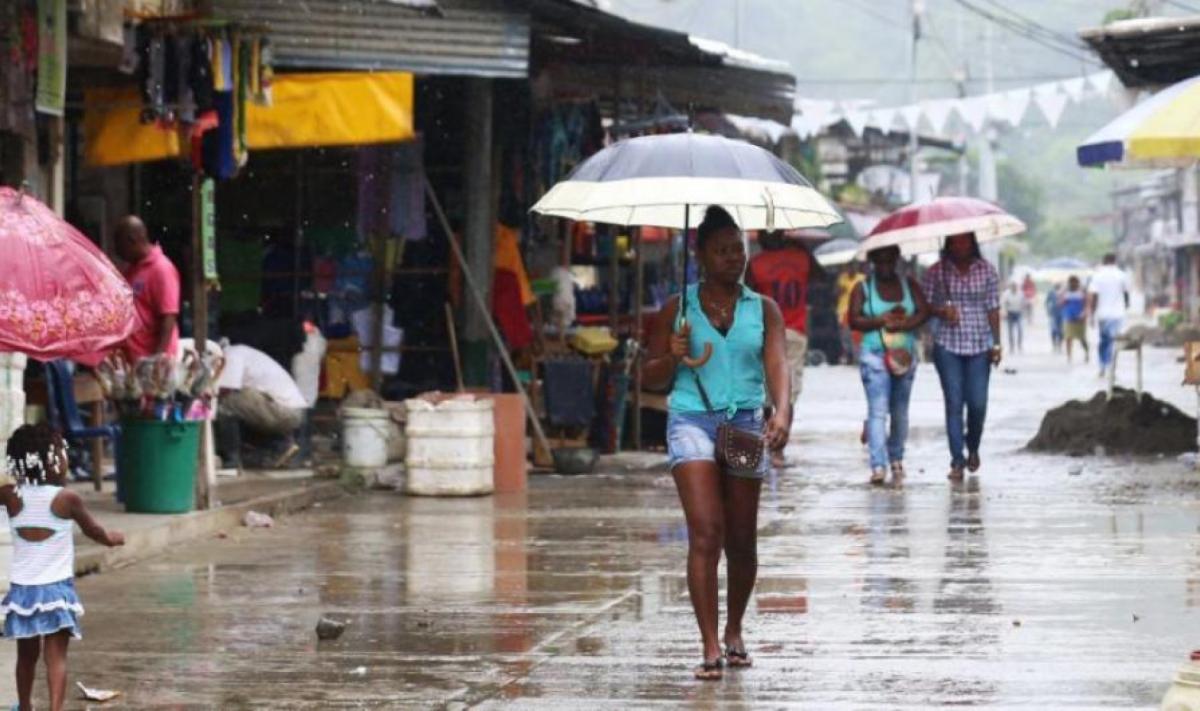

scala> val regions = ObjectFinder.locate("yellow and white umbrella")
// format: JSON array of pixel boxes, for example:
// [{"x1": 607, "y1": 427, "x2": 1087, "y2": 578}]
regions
[{"x1": 1078, "y1": 74, "x2": 1200, "y2": 168}]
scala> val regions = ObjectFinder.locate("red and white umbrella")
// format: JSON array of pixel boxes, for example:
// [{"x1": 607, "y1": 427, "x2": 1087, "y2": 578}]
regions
[
  {"x1": 0, "y1": 187, "x2": 136, "y2": 360},
  {"x1": 857, "y1": 196, "x2": 1026, "y2": 258}
]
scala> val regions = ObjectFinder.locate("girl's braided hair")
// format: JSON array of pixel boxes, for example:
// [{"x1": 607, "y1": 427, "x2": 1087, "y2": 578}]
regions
[{"x1": 6, "y1": 423, "x2": 66, "y2": 487}]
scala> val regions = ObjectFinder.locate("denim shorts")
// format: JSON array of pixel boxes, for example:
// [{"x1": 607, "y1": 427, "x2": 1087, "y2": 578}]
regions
[{"x1": 667, "y1": 409, "x2": 767, "y2": 478}]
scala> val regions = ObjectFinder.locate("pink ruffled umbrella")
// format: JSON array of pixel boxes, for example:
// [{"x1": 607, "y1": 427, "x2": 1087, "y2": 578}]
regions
[
  {"x1": 0, "y1": 187, "x2": 135, "y2": 360},
  {"x1": 857, "y1": 197, "x2": 1026, "y2": 257}
]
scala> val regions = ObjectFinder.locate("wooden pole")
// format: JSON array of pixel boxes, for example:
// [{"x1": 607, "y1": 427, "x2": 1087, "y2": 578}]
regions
[
  {"x1": 446, "y1": 302, "x2": 465, "y2": 392},
  {"x1": 608, "y1": 226, "x2": 619, "y2": 331},
  {"x1": 633, "y1": 226, "x2": 644, "y2": 449},
  {"x1": 191, "y1": 173, "x2": 212, "y2": 510}
]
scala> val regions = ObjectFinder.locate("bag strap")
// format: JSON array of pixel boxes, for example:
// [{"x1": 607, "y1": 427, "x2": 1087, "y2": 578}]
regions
[{"x1": 690, "y1": 369, "x2": 717, "y2": 414}]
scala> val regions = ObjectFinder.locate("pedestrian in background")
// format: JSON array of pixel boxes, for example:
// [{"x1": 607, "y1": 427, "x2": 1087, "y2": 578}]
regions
[
  {"x1": 1045, "y1": 283, "x2": 1064, "y2": 353},
  {"x1": 1021, "y1": 273, "x2": 1037, "y2": 324},
  {"x1": 642, "y1": 206, "x2": 791, "y2": 681},
  {"x1": 747, "y1": 230, "x2": 816, "y2": 468},
  {"x1": 836, "y1": 263, "x2": 865, "y2": 364},
  {"x1": 922, "y1": 233, "x2": 1002, "y2": 482},
  {"x1": 849, "y1": 245, "x2": 930, "y2": 486},
  {"x1": 1002, "y1": 282, "x2": 1025, "y2": 354},
  {"x1": 113, "y1": 215, "x2": 181, "y2": 362},
  {"x1": 1061, "y1": 276, "x2": 1089, "y2": 363},
  {"x1": 1, "y1": 424, "x2": 125, "y2": 711},
  {"x1": 1088, "y1": 253, "x2": 1130, "y2": 378}
]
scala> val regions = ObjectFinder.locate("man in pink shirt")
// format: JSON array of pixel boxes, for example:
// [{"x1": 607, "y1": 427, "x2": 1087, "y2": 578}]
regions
[{"x1": 115, "y1": 216, "x2": 180, "y2": 361}]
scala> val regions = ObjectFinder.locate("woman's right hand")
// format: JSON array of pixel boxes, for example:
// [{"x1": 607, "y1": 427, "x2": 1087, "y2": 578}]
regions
[
  {"x1": 669, "y1": 323, "x2": 691, "y2": 361},
  {"x1": 941, "y1": 304, "x2": 960, "y2": 326}
]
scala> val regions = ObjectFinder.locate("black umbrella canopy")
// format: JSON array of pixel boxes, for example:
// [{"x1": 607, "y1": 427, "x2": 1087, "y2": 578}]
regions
[{"x1": 567, "y1": 132, "x2": 814, "y2": 186}]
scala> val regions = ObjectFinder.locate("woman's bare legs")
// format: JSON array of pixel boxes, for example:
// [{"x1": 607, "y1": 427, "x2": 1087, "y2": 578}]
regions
[
  {"x1": 673, "y1": 461, "x2": 726, "y2": 670},
  {"x1": 722, "y1": 474, "x2": 762, "y2": 665}
]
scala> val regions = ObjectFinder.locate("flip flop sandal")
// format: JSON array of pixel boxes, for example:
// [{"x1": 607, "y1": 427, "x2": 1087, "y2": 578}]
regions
[
  {"x1": 725, "y1": 645, "x2": 753, "y2": 668},
  {"x1": 948, "y1": 466, "x2": 965, "y2": 481},
  {"x1": 694, "y1": 657, "x2": 725, "y2": 681},
  {"x1": 870, "y1": 468, "x2": 887, "y2": 486}
]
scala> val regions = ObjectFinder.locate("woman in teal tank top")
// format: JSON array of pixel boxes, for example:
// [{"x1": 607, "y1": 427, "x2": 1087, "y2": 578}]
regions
[
  {"x1": 642, "y1": 206, "x2": 791, "y2": 680},
  {"x1": 849, "y1": 245, "x2": 930, "y2": 486}
]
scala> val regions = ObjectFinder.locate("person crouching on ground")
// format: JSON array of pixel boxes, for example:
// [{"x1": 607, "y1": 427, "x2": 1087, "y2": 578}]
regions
[
  {"x1": 216, "y1": 343, "x2": 309, "y2": 469},
  {"x1": 922, "y1": 233, "x2": 1002, "y2": 482},
  {"x1": 849, "y1": 245, "x2": 930, "y2": 486},
  {"x1": 1, "y1": 424, "x2": 125, "y2": 711},
  {"x1": 642, "y1": 206, "x2": 790, "y2": 681}
]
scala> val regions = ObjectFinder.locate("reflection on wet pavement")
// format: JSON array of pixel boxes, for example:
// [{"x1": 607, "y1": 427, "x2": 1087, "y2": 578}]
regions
[{"x1": 4, "y1": 347, "x2": 1197, "y2": 708}]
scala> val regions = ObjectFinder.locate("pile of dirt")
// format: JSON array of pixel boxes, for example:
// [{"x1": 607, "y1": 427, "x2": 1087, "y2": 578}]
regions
[{"x1": 1027, "y1": 388, "x2": 1196, "y2": 457}]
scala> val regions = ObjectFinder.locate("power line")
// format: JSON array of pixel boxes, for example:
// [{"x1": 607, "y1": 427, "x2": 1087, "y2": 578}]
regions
[
  {"x1": 952, "y1": 0, "x2": 1100, "y2": 66},
  {"x1": 841, "y1": 0, "x2": 907, "y2": 28},
  {"x1": 963, "y1": 0, "x2": 1091, "y2": 58},
  {"x1": 1166, "y1": 0, "x2": 1200, "y2": 12},
  {"x1": 975, "y1": 0, "x2": 1088, "y2": 49},
  {"x1": 922, "y1": 10, "x2": 966, "y2": 84}
]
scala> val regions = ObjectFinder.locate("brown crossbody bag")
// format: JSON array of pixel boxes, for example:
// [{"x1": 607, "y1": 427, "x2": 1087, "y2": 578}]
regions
[{"x1": 690, "y1": 369, "x2": 765, "y2": 476}]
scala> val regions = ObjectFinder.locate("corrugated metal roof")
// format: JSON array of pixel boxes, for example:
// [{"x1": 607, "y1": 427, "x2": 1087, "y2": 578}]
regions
[
  {"x1": 211, "y1": 0, "x2": 529, "y2": 79},
  {"x1": 1080, "y1": 16, "x2": 1200, "y2": 89}
]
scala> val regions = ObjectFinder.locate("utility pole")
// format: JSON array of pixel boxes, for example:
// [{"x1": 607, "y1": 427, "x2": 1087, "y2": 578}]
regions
[
  {"x1": 734, "y1": 0, "x2": 743, "y2": 49},
  {"x1": 908, "y1": 0, "x2": 923, "y2": 203},
  {"x1": 978, "y1": 23, "x2": 998, "y2": 202}
]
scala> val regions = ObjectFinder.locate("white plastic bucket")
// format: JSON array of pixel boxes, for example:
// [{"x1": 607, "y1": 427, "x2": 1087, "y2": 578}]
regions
[
  {"x1": 0, "y1": 353, "x2": 26, "y2": 442},
  {"x1": 404, "y1": 398, "x2": 494, "y2": 496},
  {"x1": 341, "y1": 407, "x2": 390, "y2": 468},
  {"x1": 1163, "y1": 653, "x2": 1200, "y2": 710}
]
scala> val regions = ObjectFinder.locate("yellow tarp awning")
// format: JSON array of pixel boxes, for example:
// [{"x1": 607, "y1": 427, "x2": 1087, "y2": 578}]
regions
[{"x1": 85, "y1": 72, "x2": 415, "y2": 167}]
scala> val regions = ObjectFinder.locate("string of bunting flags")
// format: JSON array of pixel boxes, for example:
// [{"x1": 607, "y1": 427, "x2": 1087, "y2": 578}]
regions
[{"x1": 793, "y1": 70, "x2": 1117, "y2": 139}]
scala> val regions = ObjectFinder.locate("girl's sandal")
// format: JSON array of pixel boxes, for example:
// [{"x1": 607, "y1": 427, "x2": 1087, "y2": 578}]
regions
[
  {"x1": 890, "y1": 462, "x2": 906, "y2": 480},
  {"x1": 694, "y1": 657, "x2": 725, "y2": 681},
  {"x1": 870, "y1": 468, "x2": 887, "y2": 486},
  {"x1": 948, "y1": 466, "x2": 965, "y2": 482},
  {"x1": 725, "y1": 645, "x2": 753, "y2": 668}
]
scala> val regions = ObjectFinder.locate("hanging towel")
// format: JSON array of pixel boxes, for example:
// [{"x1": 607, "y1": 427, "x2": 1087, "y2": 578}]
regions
[
  {"x1": 543, "y1": 358, "x2": 595, "y2": 428},
  {"x1": 492, "y1": 269, "x2": 533, "y2": 351}
]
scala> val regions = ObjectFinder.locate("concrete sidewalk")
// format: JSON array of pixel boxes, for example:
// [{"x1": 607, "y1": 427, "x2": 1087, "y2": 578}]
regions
[{"x1": 0, "y1": 470, "x2": 346, "y2": 588}]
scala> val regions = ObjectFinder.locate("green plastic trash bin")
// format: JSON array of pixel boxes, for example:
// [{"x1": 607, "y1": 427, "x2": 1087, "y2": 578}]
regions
[{"x1": 118, "y1": 419, "x2": 201, "y2": 513}]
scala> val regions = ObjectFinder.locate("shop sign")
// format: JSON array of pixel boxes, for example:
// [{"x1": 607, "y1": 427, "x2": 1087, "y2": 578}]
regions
[
  {"x1": 35, "y1": 0, "x2": 67, "y2": 116},
  {"x1": 201, "y1": 178, "x2": 217, "y2": 280}
]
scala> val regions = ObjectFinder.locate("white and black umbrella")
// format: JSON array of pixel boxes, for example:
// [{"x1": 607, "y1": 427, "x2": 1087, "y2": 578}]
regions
[
  {"x1": 532, "y1": 132, "x2": 840, "y2": 231},
  {"x1": 532, "y1": 132, "x2": 840, "y2": 366}
]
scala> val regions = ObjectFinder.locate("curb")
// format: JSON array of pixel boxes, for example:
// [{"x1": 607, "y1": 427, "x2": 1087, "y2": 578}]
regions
[{"x1": 74, "y1": 480, "x2": 346, "y2": 576}]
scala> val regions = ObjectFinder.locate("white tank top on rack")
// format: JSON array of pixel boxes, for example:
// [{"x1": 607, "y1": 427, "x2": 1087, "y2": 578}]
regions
[{"x1": 9, "y1": 485, "x2": 75, "y2": 586}]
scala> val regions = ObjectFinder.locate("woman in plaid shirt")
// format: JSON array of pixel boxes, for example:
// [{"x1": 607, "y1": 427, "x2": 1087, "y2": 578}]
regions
[{"x1": 922, "y1": 233, "x2": 1003, "y2": 481}]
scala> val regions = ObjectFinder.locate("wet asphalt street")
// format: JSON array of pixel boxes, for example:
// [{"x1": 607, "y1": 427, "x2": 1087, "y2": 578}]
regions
[{"x1": 9, "y1": 333, "x2": 1200, "y2": 709}]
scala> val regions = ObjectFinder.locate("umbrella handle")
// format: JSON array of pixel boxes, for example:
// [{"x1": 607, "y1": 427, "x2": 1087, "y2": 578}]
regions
[{"x1": 681, "y1": 342, "x2": 714, "y2": 369}]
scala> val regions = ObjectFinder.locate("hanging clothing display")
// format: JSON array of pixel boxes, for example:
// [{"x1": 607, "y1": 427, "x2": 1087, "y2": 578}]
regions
[
  {"x1": 492, "y1": 270, "x2": 533, "y2": 351},
  {"x1": 117, "y1": 21, "x2": 270, "y2": 179},
  {"x1": 356, "y1": 140, "x2": 426, "y2": 242},
  {"x1": 0, "y1": 1, "x2": 37, "y2": 138},
  {"x1": 216, "y1": 237, "x2": 264, "y2": 313},
  {"x1": 532, "y1": 101, "x2": 604, "y2": 197},
  {"x1": 494, "y1": 224, "x2": 536, "y2": 307}
]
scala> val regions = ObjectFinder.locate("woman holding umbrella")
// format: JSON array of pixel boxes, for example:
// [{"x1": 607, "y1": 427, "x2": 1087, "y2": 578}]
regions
[
  {"x1": 643, "y1": 206, "x2": 792, "y2": 680},
  {"x1": 848, "y1": 244, "x2": 930, "y2": 486},
  {"x1": 922, "y1": 233, "x2": 1002, "y2": 481}
]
